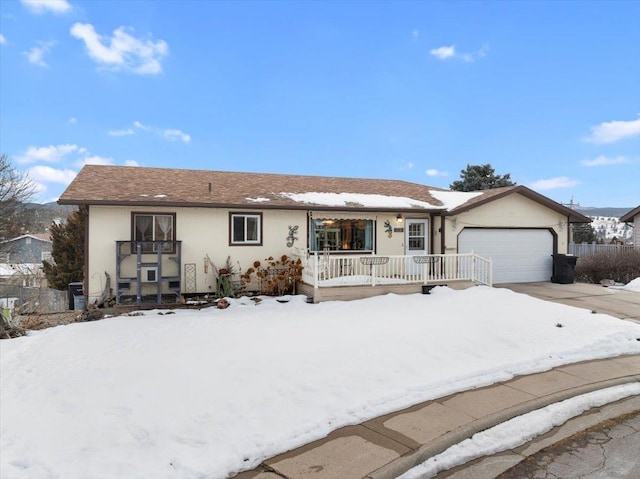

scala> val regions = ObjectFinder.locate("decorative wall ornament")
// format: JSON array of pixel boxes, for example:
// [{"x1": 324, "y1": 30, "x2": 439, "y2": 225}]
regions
[
  {"x1": 286, "y1": 225, "x2": 299, "y2": 247},
  {"x1": 384, "y1": 220, "x2": 393, "y2": 238}
]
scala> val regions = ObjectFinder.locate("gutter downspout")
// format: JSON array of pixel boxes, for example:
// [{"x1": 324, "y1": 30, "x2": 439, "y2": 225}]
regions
[{"x1": 81, "y1": 205, "x2": 89, "y2": 312}]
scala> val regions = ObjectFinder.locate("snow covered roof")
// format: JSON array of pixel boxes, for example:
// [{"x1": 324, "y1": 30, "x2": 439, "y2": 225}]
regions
[
  {"x1": 59, "y1": 165, "x2": 589, "y2": 220},
  {"x1": 0, "y1": 263, "x2": 44, "y2": 277},
  {"x1": 0, "y1": 234, "x2": 51, "y2": 245}
]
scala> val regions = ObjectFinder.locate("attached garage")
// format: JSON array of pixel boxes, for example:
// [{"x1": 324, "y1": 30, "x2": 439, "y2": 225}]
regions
[{"x1": 458, "y1": 228, "x2": 555, "y2": 284}]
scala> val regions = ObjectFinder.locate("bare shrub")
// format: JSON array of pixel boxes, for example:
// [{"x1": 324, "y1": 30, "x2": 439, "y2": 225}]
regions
[
  {"x1": 574, "y1": 250, "x2": 640, "y2": 284},
  {"x1": 241, "y1": 255, "x2": 304, "y2": 296}
]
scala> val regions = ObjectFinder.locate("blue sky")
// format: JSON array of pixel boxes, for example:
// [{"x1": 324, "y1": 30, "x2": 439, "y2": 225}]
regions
[{"x1": 1, "y1": 0, "x2": 639, "y2": 207}]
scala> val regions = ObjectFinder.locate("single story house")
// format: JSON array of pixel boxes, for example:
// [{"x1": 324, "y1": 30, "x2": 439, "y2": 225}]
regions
[
  {"x1": 620, "y1": 206, "x2": 640, "y2": 246},
  {"x1": 58, "y1": 165, "x2": 591, "y2": 305}
]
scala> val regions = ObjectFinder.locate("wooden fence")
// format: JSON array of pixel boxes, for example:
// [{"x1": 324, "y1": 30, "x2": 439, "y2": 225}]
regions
[{"x1": 569, "y1": 243, "x2": 639, "y2": 257}]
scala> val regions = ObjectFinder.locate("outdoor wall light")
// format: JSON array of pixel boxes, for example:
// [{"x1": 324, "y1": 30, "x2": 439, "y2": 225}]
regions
[{"x1": 396, "y1": 214, "x2": 403, "y2": 223}]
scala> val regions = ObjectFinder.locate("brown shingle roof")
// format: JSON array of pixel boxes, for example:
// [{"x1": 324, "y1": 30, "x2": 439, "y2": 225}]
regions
[
  {"x1": 59, "y1": 165, "x2": 449, "y2": 211},
  {"x1": 58, "y1": 165, "x2": 592, "y2": 222}
]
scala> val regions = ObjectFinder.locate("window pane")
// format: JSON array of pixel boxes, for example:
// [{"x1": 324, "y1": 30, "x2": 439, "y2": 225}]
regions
[
  {"x1": 246, "y1": 217, "x2": 258, "y2": 241},
  {"x1": 409, "y1": 238, "x2": 425, "y2": 250},
  {"x1": 135, "y1": 215, "x2": 153, "y2": 241},
  {"x1": 311, "y1": 219, "x2": 373, "y2": 251},
  {"x1": 233, "y1": 216, "x2": 245, "y2": 242},
  {"x1": 155, "y1": 215, "x2": 173, "y2": 241}
]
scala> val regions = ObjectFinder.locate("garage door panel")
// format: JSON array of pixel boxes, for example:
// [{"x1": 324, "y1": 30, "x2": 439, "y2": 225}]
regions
[{"x1": 458, "y1": 229, "x2": 553, "y2": 284}]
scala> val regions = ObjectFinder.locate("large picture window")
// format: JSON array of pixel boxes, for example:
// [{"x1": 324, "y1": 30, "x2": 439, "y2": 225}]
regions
[
  {"x1": 230, "y1": 213, "x2": 262, "y2": 245},
  {"x1": 310, "y1": 218, "x2": 375, "y2": 252},
  {"x1": 132, "y1": 213, "x2": 175, "y2": 253}
]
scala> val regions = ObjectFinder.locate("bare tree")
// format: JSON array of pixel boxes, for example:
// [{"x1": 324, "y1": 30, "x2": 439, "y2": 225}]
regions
[{"x1": 0, "y1": 154, "x2": 37, "y2": 242}]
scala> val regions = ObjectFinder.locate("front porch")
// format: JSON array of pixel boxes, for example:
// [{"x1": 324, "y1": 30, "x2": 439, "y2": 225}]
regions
[{"x1": 293, "y1": 251, "x2": 492, "y2": 303}]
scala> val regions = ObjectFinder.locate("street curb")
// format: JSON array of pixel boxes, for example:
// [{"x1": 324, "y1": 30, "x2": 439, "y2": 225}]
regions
[{"x1": 365, "y1": 375, "x2": 640, "y2": 479}]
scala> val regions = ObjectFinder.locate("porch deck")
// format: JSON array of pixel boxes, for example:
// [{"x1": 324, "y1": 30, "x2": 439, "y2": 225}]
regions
[
  {"x1": 297, "y1": 280, "x2": 477, "y2": 303},
  {"x1": 292, "y1": 251, "x2": 492, "y2": 303}
]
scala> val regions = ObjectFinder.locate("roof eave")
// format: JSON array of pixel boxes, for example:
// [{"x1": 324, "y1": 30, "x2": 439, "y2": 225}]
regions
[
  {"x1": 620, "y1": 206, "x2": 640, "y2": 223},
  {"x1": 58, "y1": 198, "x2": 443, "y2": 213},
  {"x1": 444, "y1": 185, "x2": 592, "y2": 223}
]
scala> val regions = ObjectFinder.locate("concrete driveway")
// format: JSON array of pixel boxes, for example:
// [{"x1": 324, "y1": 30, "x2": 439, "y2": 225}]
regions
[{"x1": 496, "y1": 282, "x2": 640, "y2": 322}]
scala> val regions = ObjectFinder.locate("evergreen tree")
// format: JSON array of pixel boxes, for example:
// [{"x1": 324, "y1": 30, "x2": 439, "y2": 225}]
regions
[
  {"x1": 572, "y1": 222, "x2": 598, "y2": 244},
  {"x1": 450, "y1": 164, "x2": 516, "y2": 191},
  {"x1": 43, "y1": 208, "x2": 85, "y2": 290}
]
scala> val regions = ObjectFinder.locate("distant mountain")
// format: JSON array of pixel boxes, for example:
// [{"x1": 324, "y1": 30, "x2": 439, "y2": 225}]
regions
[
  {"x1": 9, "y1": 203, "x2": 76, "y2": 236},
  {"x1": 570, "y1": 206, "x2": 635, "y2": 242},
  {"x1": 573, "y1": 207, "x2": 634, "y2": 218}
]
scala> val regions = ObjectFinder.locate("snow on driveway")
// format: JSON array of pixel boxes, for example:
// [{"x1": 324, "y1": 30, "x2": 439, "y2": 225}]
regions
[{"x1": 2, "y1": 286, "x2": 639, "y2": 479}]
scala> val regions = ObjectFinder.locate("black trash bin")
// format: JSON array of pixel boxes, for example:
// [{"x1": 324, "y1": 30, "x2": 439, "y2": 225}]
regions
[
  {"x1": 68, "y1": 282, "x2": 83, "y2": 310},
  {"x1": 551, "y1": 254, "x2": 578, "y2": 284}
]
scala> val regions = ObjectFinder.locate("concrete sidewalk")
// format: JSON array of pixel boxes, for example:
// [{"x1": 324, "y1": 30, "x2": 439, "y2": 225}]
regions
[
  {"x1": 235, "y1": 354, "x2": 640, "y2": 479},
  {"x1": 496, "y1": 281, "x2": 640, "y2": 322}
]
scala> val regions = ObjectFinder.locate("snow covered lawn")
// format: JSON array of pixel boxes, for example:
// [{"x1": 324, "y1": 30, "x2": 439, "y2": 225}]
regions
[{"x1": 2, "y1": 286, "x2": 640, "y2": 479}]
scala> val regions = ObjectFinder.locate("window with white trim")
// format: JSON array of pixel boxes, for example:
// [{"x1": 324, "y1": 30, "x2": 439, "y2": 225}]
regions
[
  {"x1": 230, "y1": 213, "x2": 262, "y2": 245},
  {"x1": 310, "y1": 218, "x2": 375, "y2": 252},
  {"x1": 132, "y1": 213, "x2": 175, "y2": 253}
]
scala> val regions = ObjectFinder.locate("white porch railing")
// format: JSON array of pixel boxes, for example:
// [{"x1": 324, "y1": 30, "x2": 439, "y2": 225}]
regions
[{"x1": 291, "y1": 250, "x2": 492, "y2": 288}]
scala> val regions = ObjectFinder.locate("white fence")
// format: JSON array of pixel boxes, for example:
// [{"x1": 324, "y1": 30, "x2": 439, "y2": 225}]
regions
[
  {"x1": 292, "y1": 251, "x2": 492, "y2": 288},
  {"x1": 569, "y1": 243, "x2": 639, "y2": 257}
]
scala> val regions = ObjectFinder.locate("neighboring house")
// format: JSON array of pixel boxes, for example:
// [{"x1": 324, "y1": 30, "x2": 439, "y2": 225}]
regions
[
  {"x1": 620, "y1": 206, "x2": 640, "y2": 246},
  {"x1": 58, "y1": 165, "x2": 591, "y2": 305},
  {"x1": 0, "y1": 234, "x2": 52, "y2": 263},
  {"x1": 0, "y1": 234, "x2": 52, "y2": 287}
]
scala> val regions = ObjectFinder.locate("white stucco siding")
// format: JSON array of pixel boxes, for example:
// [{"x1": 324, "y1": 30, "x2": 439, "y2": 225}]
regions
[
  {"x1": 86, "y1": 206, "x2": 309, "y2": 303},
  {"x1": 443, "y1": 194, "x2": 568, "y2": 254}
]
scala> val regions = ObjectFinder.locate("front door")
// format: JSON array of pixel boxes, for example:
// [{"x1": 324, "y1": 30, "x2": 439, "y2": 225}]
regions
[{"x1": 405, "y1": 219, "x2": 429, "y2": 276}]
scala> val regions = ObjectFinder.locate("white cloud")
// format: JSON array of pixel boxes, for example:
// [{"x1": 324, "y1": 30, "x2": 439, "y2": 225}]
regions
[
  {"x1": 69, "y1": 117, "x2": 77, "y2": 124},
  {"x1": 584, "y1": 117, "x2": 640, "y2": 144},
  {"x1": 0, "y1": 33, "x2": 6, "y2": 45},
  {"x1": 24, "y1": 41, "x2": 56, "y2": 68},
  {"x1": 15, "y1": 144, "x2": 78, "y2": 164},
  {"x1": 529, "y1": 177, "x2": 580, "y2": 190},
  {"x1": 133, "y1": 120, "x2": 150, "y2": 131},
  {"x1": 108, "y1": 128, "x2": 135, "y2": 137},
  {"x1": 28, "y1": 165, "x2": 77, "y2": 184},
  {"x1": 477, "y1": 43, "x2": 489, "y2": 58},
  {"x1": 125, "y1": 160, "x2": 140, "y2": 167},
  {"x1": 581, "y1": 155, "x2": 631, "y2": 167},
  {"x1": 426, "y1": 169, "x2": 448, "y2": 177},
  {"x1": 70, "y1": 23, "x2": 168, "y2": 75},
  {"x1": 163, "y1": 129, "x2": 191, "y2": 143},
  {"x1": 430, "y1": 44, "x2": 489, "y2": 63},
  {"x1": 21, "y1": 0, "x2": 71, "y2": 14},
  {"x1": 430, "y1": 45, "x2": 455, "y2": 60}
]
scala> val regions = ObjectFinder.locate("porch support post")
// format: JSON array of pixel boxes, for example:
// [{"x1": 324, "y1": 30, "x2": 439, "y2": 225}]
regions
[
  {"x1": 470, "y1": 250, "x2": 475, "y2": 283},
  {"x1": 156, "y1": 245, "x2": 162, "y2": 305},
  {"x1": 136, "y1": 243, "x2": 142, "y2": 305},
  {"x1": 314, "y1": 252, "x2": 319, "y2": 289}
]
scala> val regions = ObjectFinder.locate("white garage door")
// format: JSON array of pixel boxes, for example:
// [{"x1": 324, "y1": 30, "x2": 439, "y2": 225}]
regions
[{"x1": 458, "y1": 229, "x2": 553, "y2": 284}]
